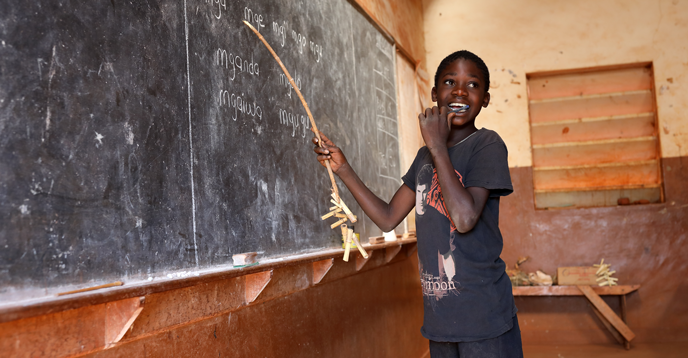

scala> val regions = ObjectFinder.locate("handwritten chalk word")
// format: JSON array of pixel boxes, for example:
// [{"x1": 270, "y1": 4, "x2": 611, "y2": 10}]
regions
[
  {"x1": 205, "y1": 0, "x2": 227, "y2": 20},
  {"x1": 244, "y1": 7, "x2": 265, "y2": 32},
  {"x1": 272, "y1": 21, "x2": 287, "y2": 47},
  {"x1": 309, "y1": 41, "x2": 323, "y2": 63},
  {"x1": 216, "y1": 48, "x2": 259, "y2": 80},
  {"x1": 278, "y1": 73, "x2": 301, "y2": 99},
  {"x1": 291, "y1": 30, "x2": 307, "y2": 54},
  {"x1": 376, "y1": 60, "x2": 391, "y2": 78},
  {"x1": 278, "y1": 108, "x2": 310, "y2": 138},
  {"x1": 218, "y1": 90, "x2": 263, "y2": 121},
  {"x1": 376, "y1": 34, "x2": 392, "y2": 59}
]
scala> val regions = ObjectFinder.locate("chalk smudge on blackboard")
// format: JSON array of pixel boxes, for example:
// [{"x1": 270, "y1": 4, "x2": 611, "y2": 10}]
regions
[
  {"x1": 94, "y1": 131, "x2": 105, "y2": 147},
  {"x1": 43, "y1": 45, "x2": 59, "y2": 139},
  {"x1": 124, "y1": 123, "x2": 134, "y2": 145}
]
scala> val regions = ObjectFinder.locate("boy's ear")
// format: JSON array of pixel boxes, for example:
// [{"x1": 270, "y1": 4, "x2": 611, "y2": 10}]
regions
[
  {"x1": 482, "y1": 92, "x2": 491, "y2": 108},
  {"x1": 431, "y1": 87, "x2": 437, "y2": 102}
]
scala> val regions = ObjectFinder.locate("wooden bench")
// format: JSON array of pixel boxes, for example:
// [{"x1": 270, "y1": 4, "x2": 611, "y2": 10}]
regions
[{"x1": 513, "y1": 285, "x2": 640, "y2": 349}]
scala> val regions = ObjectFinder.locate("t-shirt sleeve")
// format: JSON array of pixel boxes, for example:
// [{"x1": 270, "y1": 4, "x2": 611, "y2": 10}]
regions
[
  {"x1": 463, "y1": 140, "x2": 513, "y2": 197},
  {"x1": 401, "y1": 147, "x2": 424, "y2": 190}
]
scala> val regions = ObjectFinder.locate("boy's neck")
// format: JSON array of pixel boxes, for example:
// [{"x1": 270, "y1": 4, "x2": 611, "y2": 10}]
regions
[{"x1": 446, "y1": 124, "x2": 479, "y2": 147}]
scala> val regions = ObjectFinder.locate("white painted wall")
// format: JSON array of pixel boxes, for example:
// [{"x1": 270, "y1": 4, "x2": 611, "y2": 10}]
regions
[{"x1": 423, "y1": 0, "x2": 688, "y2": 167}]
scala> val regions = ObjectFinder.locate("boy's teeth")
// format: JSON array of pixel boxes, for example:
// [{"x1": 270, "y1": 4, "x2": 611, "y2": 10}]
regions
[{"x1": 449, "y1": 103, "x2": 469, "y2": 112}]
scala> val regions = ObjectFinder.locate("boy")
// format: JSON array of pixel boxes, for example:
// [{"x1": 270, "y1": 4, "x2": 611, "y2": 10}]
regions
[{"x1": 313, "y1": 50, "x2": 522, "y2": 357}]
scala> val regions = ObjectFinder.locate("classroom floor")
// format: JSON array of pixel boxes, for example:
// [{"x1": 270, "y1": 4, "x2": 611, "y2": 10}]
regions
[{"x1": 523, "y1": 343, "x2": 688, "y2": 358}]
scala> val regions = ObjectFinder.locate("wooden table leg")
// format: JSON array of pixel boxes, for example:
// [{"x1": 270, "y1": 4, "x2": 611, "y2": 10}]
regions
[
  {"x1": 620, "y1": 295, "x2": 627, "y2": 322},
  {"x1": 578, "y1": 286, "x2": 635, "y2": 345},
  {"x1": 589, "y1": 303, "x2": 624, "y2": 345},
  {"x1": 620, "y1": 295, "x2": 630, "y2": 350}
]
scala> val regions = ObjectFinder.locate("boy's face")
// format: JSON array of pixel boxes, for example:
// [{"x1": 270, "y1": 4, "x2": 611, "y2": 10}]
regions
[
  {"x1": 431, "y1": 59, "x2": 490, "y2": 128},
  {"x1": 416, "y1": 184, "x2": 428, "y2": 215}
]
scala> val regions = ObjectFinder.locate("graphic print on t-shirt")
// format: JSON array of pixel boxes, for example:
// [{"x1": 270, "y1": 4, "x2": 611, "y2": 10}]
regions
[
  {"x1": 426, "y1": 167, "x2": 463, "y2": 232},
  {"x1": 416, "y1": 164, "x2": 463, "y2": 301}
]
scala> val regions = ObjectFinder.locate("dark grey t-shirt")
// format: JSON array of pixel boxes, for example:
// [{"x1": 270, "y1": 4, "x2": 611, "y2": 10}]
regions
[{"x1": 402, "y1": 128, "x2": 516, "y2": 342}]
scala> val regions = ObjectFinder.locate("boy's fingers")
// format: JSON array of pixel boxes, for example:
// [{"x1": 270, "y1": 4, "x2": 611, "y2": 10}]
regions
[
  {"x1": 312, "y1": 128, "x2": 335, "y2": 145},
  {"x1": 325, "y1": 145, "x2": 339, "y2": 153},
  {"x1": 312, "y1": 137, "x2": 331, "y2": 149},
  {"x1": 315, "y1": 142, "x2": 340, "y2": 155},
  {"x1": 311, "y1": 129, "x2": 326, "y2": 143},
  {"x1": 315, "y1": 146, "x2": 333, "y2": 155},
  {"x1": 319, "y1": 132, "x2": 334, "y2": 146},
  {"x1": 447, "y1": 112, "x2": 456, "y2": 128},
  {"x1": 440, "y1": 106, "x2": 450, "y2": 124}
]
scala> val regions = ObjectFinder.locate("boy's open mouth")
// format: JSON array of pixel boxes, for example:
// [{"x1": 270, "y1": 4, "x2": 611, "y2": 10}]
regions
[{"x1": 448, "y1": 103, "x2": 469, "y2": 113}]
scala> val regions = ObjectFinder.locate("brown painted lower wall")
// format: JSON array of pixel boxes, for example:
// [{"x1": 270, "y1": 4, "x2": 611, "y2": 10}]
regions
[
  {"x1": 501, "y1": 156, "x2": 688, "y2": 345},
  {"x1": 94, "y1": 256, "x2": 426, "y2": 357},
  {"x1": 0, "y1": 251, "x2": 428, "y2": 358}
]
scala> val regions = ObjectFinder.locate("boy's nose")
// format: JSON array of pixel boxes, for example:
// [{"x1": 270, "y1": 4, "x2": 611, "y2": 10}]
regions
[{"x1": 451, "y1": 85, "x2": 468, "y2": 96}]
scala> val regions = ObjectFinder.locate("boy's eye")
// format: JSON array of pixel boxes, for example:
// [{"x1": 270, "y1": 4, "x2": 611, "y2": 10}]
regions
[
  {"x1": 443, "y1": 79, "x2": 454, "y2": 86},
  {"x1": 468, "y1": 82, "x2": 478, "y2": 88}
]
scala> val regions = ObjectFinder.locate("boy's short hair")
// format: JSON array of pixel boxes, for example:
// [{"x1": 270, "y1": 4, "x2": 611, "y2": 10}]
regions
[{"x1": 434, "y1": 50, "x2": 490, "y2": 93}]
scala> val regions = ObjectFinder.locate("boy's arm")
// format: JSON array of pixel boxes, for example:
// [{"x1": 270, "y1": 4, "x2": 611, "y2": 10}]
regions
[
  {"x1": 419, "y1": 107, "x2": 490, "y2": 233},
  {"x1": 313, "y1": 133, "x2": 415, "y2": 232},
  {"x1": 428, "y1": 148, "x2": 489, "y2": 233}
]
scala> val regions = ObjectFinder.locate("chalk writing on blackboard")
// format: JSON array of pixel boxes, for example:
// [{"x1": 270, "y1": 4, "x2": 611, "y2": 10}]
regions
[
  {"x1": 271, "y1": 21, "x2": 288, "y2": 47},
  {"x1": 215, "y1": 48, "x2": 260, "y2": 80},
  {"x1": 243, "y1": 7, "x2": 266, "y2": 32},
  {"x1": 218, "y1": 90, "x2": 263, "y2": 121},
  {"x1": 206, "y1": 0, "x2": 227, "y2": 20},
  {"x1": 309, "y1": 41, "x2": 324, "y2": 63},
  {"x1": 374, "y1": 34, "x2": 399, "y2": 183},
  {"x1": 278, "y1": 72, "x2": 302, "y2": 99},
  {"x1": 278, "y1": 108, "x2": 310, "y2": 138}
]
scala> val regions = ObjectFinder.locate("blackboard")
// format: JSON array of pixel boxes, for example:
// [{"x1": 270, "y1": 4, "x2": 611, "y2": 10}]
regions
[{"x1": 0, "y1": 0, "x2": 400, "y2": 299}]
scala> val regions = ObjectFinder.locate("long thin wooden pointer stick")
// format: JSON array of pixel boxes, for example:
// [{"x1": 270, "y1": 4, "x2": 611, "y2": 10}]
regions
[
  {"x1": 57, "y1": 281, "x2": 124, "y2": 296},
  {"x1": 243, "y1": 21, "x2": 339, "y2": 201}
]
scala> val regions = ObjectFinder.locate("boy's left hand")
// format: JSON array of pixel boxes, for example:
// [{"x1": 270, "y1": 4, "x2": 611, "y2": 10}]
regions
[{"x1": 418, "y1": 106, "x2": 455, "y2": 150}]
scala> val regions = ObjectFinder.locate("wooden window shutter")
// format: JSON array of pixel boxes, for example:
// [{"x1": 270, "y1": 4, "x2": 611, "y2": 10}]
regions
[{"x1": 526, "y1": 63, "x2": 663, "y2": 209}]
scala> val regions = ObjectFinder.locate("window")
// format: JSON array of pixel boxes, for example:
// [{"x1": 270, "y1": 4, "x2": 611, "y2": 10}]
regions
[{"x1": 527, "y1": 63, "x2": 662, "y2": 209}]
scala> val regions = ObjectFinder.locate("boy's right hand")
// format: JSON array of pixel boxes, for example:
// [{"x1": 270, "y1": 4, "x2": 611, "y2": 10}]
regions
[{"x1": 312, "y1": 129, "x2": 348, "y2": 174}]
